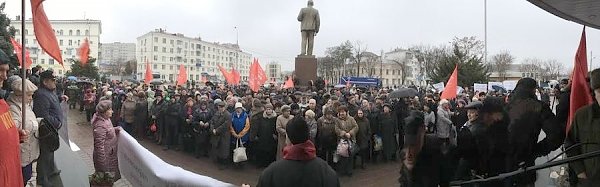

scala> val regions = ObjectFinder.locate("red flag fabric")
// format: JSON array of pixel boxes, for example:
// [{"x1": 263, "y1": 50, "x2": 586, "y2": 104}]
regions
[
  {"x1": 144, "y1": 61, "x2": 153, "y2": 84},
  {"x1": 567, "y1": 27, "x2": 594, "y2": 134},
  {"x1": 217, "y1": 64, "x2": 234, "y2": 84},
  {"x1": 31, "y1": 0, "x2": 63, "y2": 67},
  {"x1": 176, "y1": 64, "x2": 187, "y2": 86},
  {"x1": 78, "y1": 38, "x2": 90, "y2": 66},
  {"x1": 440, "y1": 65, "x2": 458, "y2": 99},
  {"x1": 9, "y1": 38, "x2": 32, "y2": 69},
  {"x1": 283, "y1": 77, "x2": 294, "y2": 89},
  {"x1": 255, "y1": 59, "x2": 268, "y2": 84},
  {"x1": 231, "y1": 68, "x2": 241, "y2": 85},
  {"x1": 249, "y1": 59, "x2": 261, "y2": 92},
  {"x1": 0, "y1": 99, "x2": 23, "y2": 187}
]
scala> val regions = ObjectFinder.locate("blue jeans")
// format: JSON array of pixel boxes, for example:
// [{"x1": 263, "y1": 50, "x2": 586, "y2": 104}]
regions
[{"x1": 22, "y1": 163, "x2": 32, "y2": 185}]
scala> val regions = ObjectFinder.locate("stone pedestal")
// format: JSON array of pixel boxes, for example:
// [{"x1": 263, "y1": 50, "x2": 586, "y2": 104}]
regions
[{"x1": 295, "y1": 55, "x2": 317, "y2": 87}]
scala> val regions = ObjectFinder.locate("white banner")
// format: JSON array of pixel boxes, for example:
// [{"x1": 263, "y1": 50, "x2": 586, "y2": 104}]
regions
[
  {"x1": 487, "y1": 82, "x2": 503, "y2": 91},
  {"x1": 473, "y1": 83, "x2": 488, "y2": 93},
  {"x1": 502, "y1": 80, "x2": 518, "y2": 91},
  {"x1": 432, "y1": 82, "x2": 445, "y2": 91},
  {"x1": 117, "y1": 132, "x2": 236, "y2": 187}
]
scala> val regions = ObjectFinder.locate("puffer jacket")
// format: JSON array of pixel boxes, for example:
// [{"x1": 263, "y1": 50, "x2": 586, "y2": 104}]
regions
[{"x1": 92, "y1": 113, "x2": 120, "y2": 178}]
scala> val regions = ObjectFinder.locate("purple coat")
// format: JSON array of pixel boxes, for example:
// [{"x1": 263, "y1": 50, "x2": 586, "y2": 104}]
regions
[{"x1": 92, "y1": 113, "x2": 120, "y2": 177}]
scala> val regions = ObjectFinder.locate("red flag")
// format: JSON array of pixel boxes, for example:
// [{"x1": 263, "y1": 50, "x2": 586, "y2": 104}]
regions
[
  {"x1": 255, "y1": 58, "x2": 268, "y2": 84},
  {"x1": 176, "y1": 64, "x2": 187, "y2": 86},
  {"x1": 567, "y1": 27, "x2": 594, "y2": 134},
  {"x1": 78, "y1": 38, "x2": 90, "y2": 66},
  {"x1": 31, "y1": 0, "x2": 63, "y2": 67},
  {"x1": 440, "y1": 65, "x2": 458, "y2": 99},
  {"x1": 283, "y1": 77, "x2": 294, "y2": 89},
  {"x1": 249, "y1": 58, "x2": 261, "y2": 92},
  {"x1": 231, "y1": 68, "x2": 241, "y2": 85},
  {"x1": 9, "y1": 38, "x2": 32, "y2": 69},
  {"x1": 144, "y1": 61, "x2": 153, "y2": 84},
  {"x1": 217, "y1": 64, "x2": 234, "y2": 84}
]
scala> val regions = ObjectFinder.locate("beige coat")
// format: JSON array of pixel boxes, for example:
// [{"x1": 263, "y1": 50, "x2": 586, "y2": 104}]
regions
[
  {"x1": 336, "y1": 115, "x2": 358, "y2": 142},
  {"x1": 275, "y1": 114, "x2": 294, "y2": 160},
  {"x1": 7, "y1": 95, "x2": 40, "y2": 167}
]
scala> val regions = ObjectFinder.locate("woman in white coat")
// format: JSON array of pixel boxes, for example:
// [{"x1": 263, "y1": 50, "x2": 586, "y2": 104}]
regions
[{"x1": 7, "y1": 78, "x2": 40, "y2": 185}]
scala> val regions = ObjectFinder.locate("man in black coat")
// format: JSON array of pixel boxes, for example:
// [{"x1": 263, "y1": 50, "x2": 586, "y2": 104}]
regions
[
  {"x1": 256, "y1": 116, "x2": 339, "y2": 187},
  {"x1": 398, "y1": 110, "x2": 446, "y2": 187},
  {"x1": 33, "y1": 70, "x2": 67, "y2": 186},
  {"x1": 505, "y1": 78, "x2": 565, "y2": 186}
]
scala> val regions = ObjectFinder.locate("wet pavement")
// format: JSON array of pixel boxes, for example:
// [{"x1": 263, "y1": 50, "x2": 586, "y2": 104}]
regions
[{"x1": 65, "y1": 108, "x2": 399, "y2": 187}]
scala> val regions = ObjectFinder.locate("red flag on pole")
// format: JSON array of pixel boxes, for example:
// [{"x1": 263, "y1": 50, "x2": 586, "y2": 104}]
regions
[
  {"x1": 9, "y1": 38, "x2": 32, "y2": 69},
  {"x1": 217, "y1": 64, "x2": 233, "y2": 84},
  {"x1": 78, "y1": 38, "x2": 90, "y2": 66},
  {"x1": 176, "y1": 64, "x2": 187, "y2": 86},
  {"x1": 255, "y1": 58, "x2": 268, "y2": 84},
  {"x1": 440, "y1": 65, "x2": 458, "y2": 99},
  {"x1": 567, "y1": 27, "x2": 594, "y2": 134},
  {"x1": 249, "y1": 58, "x2": 261, "y2": 92},
  {"x1": 283, "y1": 76, "x2": 294, "y2": 89},
  {"x1": 231, "y1": 68, "x2": 241, "y2": 85},
  {"x1": 31, "y1": 0, "x2": 63, "y2": 67},
  {"x1": 144, "y1": 61, "x2": 153, "y2": 84}
]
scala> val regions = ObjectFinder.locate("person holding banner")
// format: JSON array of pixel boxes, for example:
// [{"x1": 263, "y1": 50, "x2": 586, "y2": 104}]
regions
[{"x1": 92, "y1": 100, "x2": 121, "y2": 181}]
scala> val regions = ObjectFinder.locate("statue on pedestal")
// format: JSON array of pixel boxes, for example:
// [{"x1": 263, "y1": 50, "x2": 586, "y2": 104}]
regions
[{"x1": 297, "y1": 0, "x2": 320, "y2": 56}]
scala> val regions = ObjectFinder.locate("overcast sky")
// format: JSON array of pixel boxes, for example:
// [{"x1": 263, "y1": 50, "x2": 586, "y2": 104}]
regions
[{"x1": 3, "y1": 0, "x2": 600, "y2": 72}]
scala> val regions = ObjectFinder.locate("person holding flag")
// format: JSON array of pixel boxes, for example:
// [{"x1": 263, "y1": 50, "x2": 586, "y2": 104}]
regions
[{"x1": 565, "y1": 68, "x2": 600, "y2": 186}]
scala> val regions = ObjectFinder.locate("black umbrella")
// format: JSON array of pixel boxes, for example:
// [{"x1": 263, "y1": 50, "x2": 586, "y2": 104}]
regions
[
  {"x1": 76, "y1": 80, "x2": 94, "y2": 86},
  {"x1": 388, "y1": 88, "x2": 418, "y2": 99},
  {"x1": 150, "y1": 80, "x2": 163, "y2": 85}
]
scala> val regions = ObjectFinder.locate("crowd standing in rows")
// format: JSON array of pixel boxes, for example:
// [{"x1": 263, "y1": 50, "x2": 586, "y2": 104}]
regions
[{"x1": 1, "y1": 57, "x2": 599, "y2": 187}]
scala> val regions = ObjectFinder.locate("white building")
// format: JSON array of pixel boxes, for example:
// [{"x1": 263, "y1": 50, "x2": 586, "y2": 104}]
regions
[
  {"x1": 136, "y1": 29, "x2": 252, "y2": 83},
  {"x1": 99, "y1": 42, "x2": 135, "y2": 64},
  {"x1": 267, "y1": 62, "x2": 281, "y2": 82},
  {"x1": 10, "y1": 17, "x2": 101, "y2": 76},
  {"x1": 382, "y1": 49, "x2": 423, "y2": 87}
]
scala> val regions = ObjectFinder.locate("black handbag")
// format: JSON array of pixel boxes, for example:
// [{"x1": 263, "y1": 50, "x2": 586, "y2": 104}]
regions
[{"x1": 36, "y1": 118, "x2": 61, "y2": 152}]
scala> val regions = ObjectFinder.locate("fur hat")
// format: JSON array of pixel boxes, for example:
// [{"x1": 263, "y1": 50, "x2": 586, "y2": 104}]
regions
[
  {"x1": 252, "y1": 98, "x2": 263, "y2": 108},
  {"x1": 281, "y1": 105, "x2": 291, "y2": 111},
  {"x1": 286, "y1": 116, "x2": 309, "y2": 144},
  {"x1": 265, "y1": 103, "x2": 274, "y2": 109},
  {"x1": 591, "y1": 68, "x2": 600, "y2": 90},
  {"x1": 96, "y1": 100, "x2": 113, "y2": 113}
]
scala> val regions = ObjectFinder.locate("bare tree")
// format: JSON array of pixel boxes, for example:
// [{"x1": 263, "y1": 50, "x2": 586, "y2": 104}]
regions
[
  {"x1": 389, "y1": 48, "x2": 410, "y2": 85},
  {"x1": 542, "y1": 59, "x2": 563, "y2": 80},
  {"x1": 521, "y1": 58, "x2": 544, "y2": 80},
  {"x1": 409, "y1": 44, "x2": 449, "y2": 81},
  {"x1": 353, "y1": 41, "x2": 367, "y2": 77},
  {"x1": 491, "y1": 51, "x2": 515, "y2": 81}
]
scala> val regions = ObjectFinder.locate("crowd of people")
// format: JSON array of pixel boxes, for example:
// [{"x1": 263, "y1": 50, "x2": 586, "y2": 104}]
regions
[{"x1": 1, "y1": 54, "x2": 600, "y2": 187}]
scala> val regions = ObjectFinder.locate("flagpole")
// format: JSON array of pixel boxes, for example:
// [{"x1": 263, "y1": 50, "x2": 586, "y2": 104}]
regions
[{"x1": 21, "y1": 0, "x2": 27, "y2": 136}]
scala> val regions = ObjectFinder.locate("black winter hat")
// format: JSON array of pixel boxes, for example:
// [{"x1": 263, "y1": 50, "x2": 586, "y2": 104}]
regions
[
  {"x1": 404, "y1": 111, "x2": 424, "y2": 146},
  {"x1": 286, "y1": 116, "x2": 309, "y2": 144},
  {"x1": 591, "y1": 68, "x2": 600, "y2": 90}
]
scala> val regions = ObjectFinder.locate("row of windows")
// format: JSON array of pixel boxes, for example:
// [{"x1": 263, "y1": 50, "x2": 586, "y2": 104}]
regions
[
  {"x1": 16, "y1": 29, "x2": 90, "y2": 36},
  {"x1": 138, "y1": 64, "x2": 249, "y2": 74},
  {"x1": 140, "y1": 38, "x2": 247, "y2": 58}
]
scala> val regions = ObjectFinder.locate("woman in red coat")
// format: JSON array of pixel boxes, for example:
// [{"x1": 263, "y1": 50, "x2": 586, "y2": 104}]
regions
[{"x1": 92, "y1": 100, "x2": 121, "y2": 180}]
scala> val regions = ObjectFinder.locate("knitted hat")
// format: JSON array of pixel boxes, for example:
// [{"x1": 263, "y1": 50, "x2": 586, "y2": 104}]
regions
[
  {"x1": 286, "y1": 116, "x2": 309, "y2": 144},
  {"x1": 11, "y1": 78, "x2": 37, "y2": 94}
]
